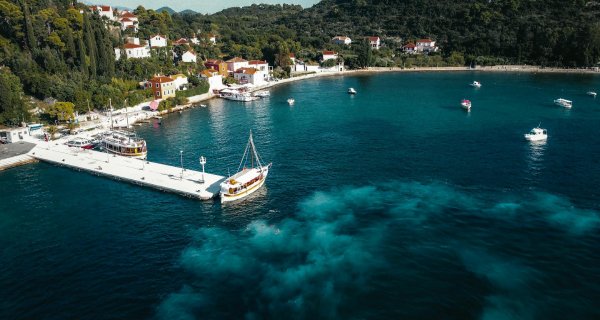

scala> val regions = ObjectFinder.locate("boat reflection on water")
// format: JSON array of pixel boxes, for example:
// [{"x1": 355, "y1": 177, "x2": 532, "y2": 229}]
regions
[{"x1": 526, "y1": 139, "x2": 547, "y2": 175}]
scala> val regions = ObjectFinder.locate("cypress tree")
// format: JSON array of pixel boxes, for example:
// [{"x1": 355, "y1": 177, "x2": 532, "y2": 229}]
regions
[
  {"x1": 65, "y1": 27, "x2": 77, "y2": 63},
  {"x1": 77, "y1": 35, "x2": 88, "y2": 77},
  {"x1": 20, "y1": 0, "x2": 37, "y2": 50},
  {"x1": 83, "y1": 14, "x2": 97, "y2": 79}
]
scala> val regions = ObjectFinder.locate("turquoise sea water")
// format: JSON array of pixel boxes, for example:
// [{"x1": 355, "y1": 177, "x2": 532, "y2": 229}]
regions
[{"x1": 1, "y1": 72, "x2": 599, "y2": 319}]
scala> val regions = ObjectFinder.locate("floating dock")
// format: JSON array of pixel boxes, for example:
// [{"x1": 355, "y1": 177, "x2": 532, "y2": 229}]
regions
[{"x1": 28, "y1": 144, "x2": 225, "y2": 200}]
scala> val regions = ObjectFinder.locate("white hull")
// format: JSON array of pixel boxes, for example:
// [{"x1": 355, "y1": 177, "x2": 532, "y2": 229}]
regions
[
  {"x1": 524, "y1": 134, "x2": 547, "y2": 142},
  {"x1": 221, "y1": 95, "x2": 258, "y2": 102},
  {"x1": 220, "y1": 166, "x2": 269, "y2": 203},
  {"x1": 461, "y1": 104, "x2": 471, "y2": 111}
]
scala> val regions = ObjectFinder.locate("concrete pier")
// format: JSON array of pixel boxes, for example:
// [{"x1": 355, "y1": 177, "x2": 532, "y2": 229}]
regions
[{"x1": 28, "y1": 144, "x2": 225, "y2": 200}]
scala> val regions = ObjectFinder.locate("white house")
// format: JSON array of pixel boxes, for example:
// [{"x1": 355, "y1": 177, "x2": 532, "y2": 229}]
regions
[
  {"x1": 248, "y1": 60, "x2": 270, "y2": 81},
  {"x1": 171, "y1": 74, "x2": 189, "y2": 91},
  {"x1": 291, "y1": 62, "x2": 320, "y2": 73},
  {"x1": 234, "y1": 68, "x2": 266, "y2": 86},
  {"x1": 90, "y1": 5, "x2": 115, "y2": 20},
  {"x1": 332, "y1": 36, "x2": 352, "y2": 45},
  {"x1": 114, "y1": 48, "x2": 121, "y2": 60},
  {"x1": 119, "y1": 17, "x2": 136, "y2": 31},
  {"x1": 125, "y1": 37, "x2": 140, "y2": 45},
  {"x1": 181, "y1": 50, "x2": 197, "y2": 63},
  {"x1": 207, "y1": 34, "x2": 217, "y2": 45},
  {"x1": 368, "y1": 36, "x2": 381, "y2": 49},
  {"x1": 403, "y1": 43, "x2": 417, "y2": 54},
  {"x1": 416, "y1": 38, "x2": 438, "y2": 53},
  {"x1": 200, "y1": 69, "x2": 224, "y2": 91},
  {"x1": 0, "y1": 127, "x2": 30, "y2": 143},
  {"x1": 226, "y1": 57, "x2": 249, "y2": 73},
  {"x1": 322, "y1": 50, "x2": 338, "y2": 61},
  {"x1": 149, "y1": 34, "x2": 167, "y2": 48},
  {"x1": 123, "y1": 43, "x2": 150, "y2": 58}
]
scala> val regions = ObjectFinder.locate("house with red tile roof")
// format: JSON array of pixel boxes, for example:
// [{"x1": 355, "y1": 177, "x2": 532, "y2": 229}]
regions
[
  {"x1": 368, "y1": 36, "x2": 381, "y2": 49},
  {"x1": 226, "y1": 57, "x2": 249, "y2": 73},
  {"x1": 403, "y1": 42, "x2": 417, "y2": 54},
  {"x1": 234, "y1": 67, "x2": 266, "y2": 85},
  {"x1": 148, "y1": 75, "x2": 176, "y2": 99},
  {"x1": 122, "y1": 43, "x2": 150, "y2": 59},
  {"x1": 173, "y1": 38, "x2": 189, "y2": 46},
  {"x1": 322, "y1": 51, "x2": 338, "y2": 61},
  {"x1": 90, "y1": 5, "x2": 115, "y2": 20},
  {"x1": 205, "y1": 59, "x2": 228, "y2": 77}
]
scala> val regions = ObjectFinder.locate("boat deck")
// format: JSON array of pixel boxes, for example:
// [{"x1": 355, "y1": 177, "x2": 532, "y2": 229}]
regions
[{"x1": 29, "y1": 144, "x2": 225, "y2": 200}]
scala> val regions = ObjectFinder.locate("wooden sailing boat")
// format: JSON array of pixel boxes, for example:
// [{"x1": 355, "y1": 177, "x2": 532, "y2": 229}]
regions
[{"x1": 219, "y1": 131, "x2": 272, "y2": 203}]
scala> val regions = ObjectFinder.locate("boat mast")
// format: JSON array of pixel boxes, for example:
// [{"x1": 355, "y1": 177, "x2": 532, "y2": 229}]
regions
[
  {"x1": 109, "y1": 98, "x2": 113, "y2": 130},
  {"x1": 249, "y1": 131, "x2": 263, "y2": 169}
]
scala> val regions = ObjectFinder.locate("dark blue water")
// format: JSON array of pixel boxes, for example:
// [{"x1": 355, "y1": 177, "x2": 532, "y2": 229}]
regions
[{"x1": 1, "y1": 72, "x2": 599, "y2": 319}]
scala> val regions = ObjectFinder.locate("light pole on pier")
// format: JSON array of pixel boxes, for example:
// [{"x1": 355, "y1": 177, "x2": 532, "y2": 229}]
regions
[
  {"x1": 199, "y1": 156, "x2": 206, "y2": 184},
  {"x1": 180, "y1": 150, "x2": 184, "y2": 180}
]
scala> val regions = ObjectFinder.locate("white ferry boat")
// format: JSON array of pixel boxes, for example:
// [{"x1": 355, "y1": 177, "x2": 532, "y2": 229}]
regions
[
  {"x1": 101, "y1": 130, "x2": 147, "y2": 159},
  {"x1": 554, "y1": 98, "x2": 572, "y2": 108},
  {"x1": 524, "y1": 126, "x2": 548, "y2": 141},
  {"x1": 220, "y1": 131, "x2": 272, "y2": 203},
  {"x1": 220, "y1": 88, "x2": 258, "y2": 102},
  {"x1": 253, "y1": 90, "x2": 270, "y2": 98},
  {"x1": 587, "y1": 91, "x2": 597, "y2": 98},
  {"x1": 287, "y1": 98, "x2": 295, "y2": 105},
  {"x1": 461, "y1": 99, "x2": 472, "y2": 111},
  {"x1": 348, "y1": 87, "x2": 357, "y2": 94},
  {"x1": 470, "y1": 81, "x2": 482, "y2": 88}
]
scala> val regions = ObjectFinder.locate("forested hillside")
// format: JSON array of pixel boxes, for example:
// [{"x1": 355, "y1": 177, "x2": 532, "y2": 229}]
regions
[{"x1": 287, "y1": 0, "x2": 600, "y2": 67}]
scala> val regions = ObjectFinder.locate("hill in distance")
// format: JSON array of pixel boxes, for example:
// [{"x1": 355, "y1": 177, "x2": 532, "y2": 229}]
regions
[
  {"x1": 156, "y1": 6, "x2": 176, "y2": 14},
  {"x1": 179, "y1": 9, "x2": 198, "y2": 15}
]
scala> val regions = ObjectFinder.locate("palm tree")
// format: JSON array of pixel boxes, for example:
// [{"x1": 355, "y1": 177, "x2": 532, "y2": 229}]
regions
[{"x1": 46, "y1": 125, "x2": 58, "y2": 140}]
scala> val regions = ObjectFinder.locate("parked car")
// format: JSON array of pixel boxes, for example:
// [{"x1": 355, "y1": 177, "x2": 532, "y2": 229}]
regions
[{"x1": 141, "y1": 105, "x2": 151, "y2": 111}]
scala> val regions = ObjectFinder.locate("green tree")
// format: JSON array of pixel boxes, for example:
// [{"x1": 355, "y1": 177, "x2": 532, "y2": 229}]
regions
[
  {"x1": 47, "y1": 101, "x2": 75, "y2": 122},
  {"x1": 0, "y1": 67, "x2": 30, "y2": 125}
]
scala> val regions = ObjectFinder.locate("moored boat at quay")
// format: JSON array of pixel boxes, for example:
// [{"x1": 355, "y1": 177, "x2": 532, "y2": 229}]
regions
[
  {"x1": 219, "y1": 88, "x2": 259, "y2": 101},
  {"x1": 220, "y1": 131, "x2": 271, "y2": 203},
  {"x1": 100, "y1": 130, "x2": 147, "y2": 159}
]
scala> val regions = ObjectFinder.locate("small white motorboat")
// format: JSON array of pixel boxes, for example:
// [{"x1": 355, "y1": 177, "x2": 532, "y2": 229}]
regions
[
  {"x1": 554, "y1": 98, "x2": 572, "y2": 108},
  {"x1": 253, "y1": 91, "x2": 270, "y2": 98},
  {"x1": 470, "y1": 81, "x2": 482, "y2": 88},
  {"x1": 348, "y1": 87, "x2": 357, "y2": 94},
  {"x1": 524, "y1": 126, "x2": 548, "y2": 142},
  {"x1": 287, "y1": 98, "x2": 295, "y2": 105},
  {"x1": 200, "y1": 104, "x2": 207, "y2": 108},
  {"x1": 587, "y1": 91, "x2": 597, "y2": 98},
  {"x1": 461, "y1": 99, "x2": 472, "y2": 111}
]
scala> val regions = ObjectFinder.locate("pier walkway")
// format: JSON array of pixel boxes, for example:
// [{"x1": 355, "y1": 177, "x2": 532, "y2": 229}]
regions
[{"x1": 28, "y1": 144, "x2": 225, "y2": 200}]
